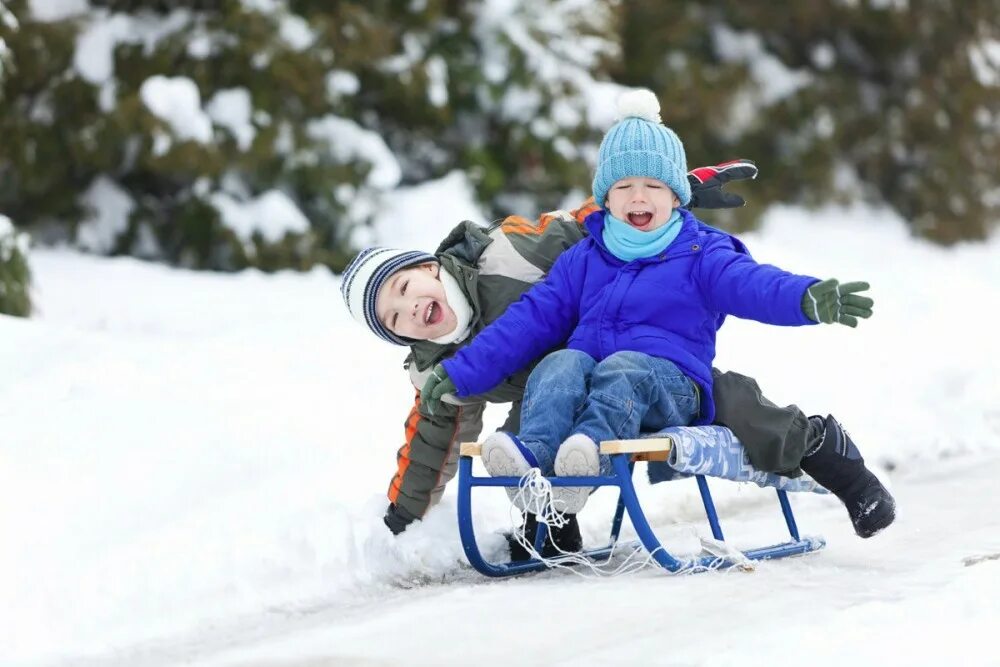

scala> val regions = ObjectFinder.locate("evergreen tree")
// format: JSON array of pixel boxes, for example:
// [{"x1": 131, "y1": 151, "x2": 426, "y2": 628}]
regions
[
  {"x1": 0, "y1": 0, "x2": 995, "y2": 276},
  {"x1": 299, "y1": 0, "x2": 620, "y2": 218},
  {"x1": 0, "y1": 3, "x2": 32, "y2": 318},
  {"x1": 0, "y1": 0, "x2": 621, "y2": 269},
  {"x1": 0, "y1": 1, "x2": 13, "y2": 92},
  {"x1": 0, "y1": 0, "x2": 397, "y2": 271},
  {"x1": 614, "y1": 0, "x2": 1000, "y2": 243},
  {"x1": 0, "y1": 213, "x2": 31, "y2": 317}
]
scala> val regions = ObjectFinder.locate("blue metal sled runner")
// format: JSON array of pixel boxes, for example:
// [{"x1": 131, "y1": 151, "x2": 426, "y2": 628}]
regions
[{"x1": 457, "y1": 434, "x2": 825, "y2": 577}]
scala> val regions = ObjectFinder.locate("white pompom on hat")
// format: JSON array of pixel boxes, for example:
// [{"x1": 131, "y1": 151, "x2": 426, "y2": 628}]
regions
[
  {"x1": 615, "y1": 88, "x2": 662, "y2": 123},
  {"x1": 592, "y1": 88, "x2": 691, "y2": 207}
]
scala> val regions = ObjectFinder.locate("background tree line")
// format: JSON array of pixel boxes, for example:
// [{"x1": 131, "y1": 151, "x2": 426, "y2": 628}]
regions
[{"x1": 0, "y1": 0, "x2": 997, "y2": 317}]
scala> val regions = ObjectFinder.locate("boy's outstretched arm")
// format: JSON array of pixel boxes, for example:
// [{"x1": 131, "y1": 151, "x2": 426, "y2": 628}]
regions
[{"x1": 696, "y1": 240, "x2": 874, "y2": 328}]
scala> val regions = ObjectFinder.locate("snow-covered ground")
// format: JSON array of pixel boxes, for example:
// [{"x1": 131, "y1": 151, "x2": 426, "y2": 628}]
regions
[{"x1": 2, "y1": 182, "x2": 999, "y2": 666}]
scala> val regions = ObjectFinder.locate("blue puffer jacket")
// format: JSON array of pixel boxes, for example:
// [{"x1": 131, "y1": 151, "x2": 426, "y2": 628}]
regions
[{"x1": 443, "y1": 209, "x2": 818, "y2": 423}]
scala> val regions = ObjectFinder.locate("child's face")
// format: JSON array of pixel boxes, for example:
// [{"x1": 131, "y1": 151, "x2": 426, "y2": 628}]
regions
[
  {"x1": 605, "y1": 177, "x2": 680, "y2": 231},
  {"x1": 376, "y1": 262, "x2": 457, "y2": 341}
]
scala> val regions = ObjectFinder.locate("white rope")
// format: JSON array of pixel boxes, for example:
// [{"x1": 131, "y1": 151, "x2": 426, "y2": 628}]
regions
[
  {"x1": 507, "y1": 469, "x2": 754, "y2": 578},
  {"x1": 512, "y1": 467, "x2": 569, "y2": 523},
  {"x1": 698, "y1": 536, "x2": 756, "y2": 572}
]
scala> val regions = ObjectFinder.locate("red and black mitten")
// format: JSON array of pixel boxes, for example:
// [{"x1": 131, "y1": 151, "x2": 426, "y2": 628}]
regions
[{"x1": 686, "y1": 159, "x2": 758, "y2": 209}]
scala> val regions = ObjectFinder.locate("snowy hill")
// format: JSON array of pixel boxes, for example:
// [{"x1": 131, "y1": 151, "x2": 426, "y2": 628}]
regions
[{"x1": 2, "y1": 185, "x2": 999, "y2": 666}]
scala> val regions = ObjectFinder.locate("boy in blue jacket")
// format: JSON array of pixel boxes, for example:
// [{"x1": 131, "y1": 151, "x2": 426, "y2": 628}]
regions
[{"x1": 423, "y1": 91, "x2": 893, "y2": 530}]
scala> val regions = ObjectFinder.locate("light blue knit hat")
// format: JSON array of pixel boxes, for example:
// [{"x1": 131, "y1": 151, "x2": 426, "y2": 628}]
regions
[{"x1": 592, "y1": 89, "x2": 691, "y2": 207}]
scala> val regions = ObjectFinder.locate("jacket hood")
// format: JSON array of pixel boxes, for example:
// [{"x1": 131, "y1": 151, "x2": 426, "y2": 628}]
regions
[{"x1": 435, "y1": 220, "x2": 496, "y2": 266}]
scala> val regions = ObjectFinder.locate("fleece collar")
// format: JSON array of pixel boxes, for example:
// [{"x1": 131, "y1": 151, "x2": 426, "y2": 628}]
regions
[{"x1": 429, "y1": 268, "x2": 473, "y2": 345}]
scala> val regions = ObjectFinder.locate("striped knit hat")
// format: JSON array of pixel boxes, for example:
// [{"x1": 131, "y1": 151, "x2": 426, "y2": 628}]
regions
[
  {"x1": 592, "y1": 89, "x2": 691, "y2": 208},
  {"x1": 340, "y1": 247, "x2": 437, "y2": 345}
]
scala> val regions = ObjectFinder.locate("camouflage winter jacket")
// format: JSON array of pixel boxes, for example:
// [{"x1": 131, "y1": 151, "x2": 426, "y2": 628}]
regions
[{"x1": 386, "y1": 201, "x2": 599, "y2": 531}]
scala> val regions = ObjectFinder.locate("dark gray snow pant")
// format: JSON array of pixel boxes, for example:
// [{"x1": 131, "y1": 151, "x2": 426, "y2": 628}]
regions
[{"x1": 711, "y1": 369, "x2": 825, "y2": 478}]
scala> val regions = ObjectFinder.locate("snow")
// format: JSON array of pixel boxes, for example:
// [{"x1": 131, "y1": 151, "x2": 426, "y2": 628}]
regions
[
  {"x1": 75, "y1": 176, "x2": 134, "y2": 254},
  {"x1": 73, "y1": 13, "x2": 131, "y2": 84},
  {"x1": 811, "y1": 42, "x2": 837, "y2": 70},
  {"x1": 969, "y1": 39, "x2": 1000, "y2": 87},
  {"x1": 0, "y1": 39, "x2": 9, "y2": 85},
  {"x1": 28, "y1": 0, "x2": 88, "y2": 22},
  {"x1": 198, "y1": 468, "x2": 1000, "y2": 667},
  {"x1": 360, "y1": 171, "x2": 485, "y2": 252},
  {"x1": 73, "y1": 10, "x2": 191, "y2": 85},
  {"x1": 240, "y1": 0, "x2": 279, "y2": 14},
  {"x1": 0, "y1": 1, "x2": 17, "y2": 29},
  {"x1": 210, "y1": 189, "x2": 310, "y2": 245},
  {"x1": 425, "y1": 55, "x2": 449, "y2": 108},
  {"x1": 278, "y1": 13, "x2": 315, "y2": 52},
  {"x1": 206, "y1": 88, "x2": 256, "y2": 151},
  {"x1": 379, "y1": 32, "x2": 426, "y2": 75},
  {"x1": 712, "y1": 23, "x2": 814, "y2": 139},
  {"x1": 186, "y1": 31, "x2": 213, "y2": 59},
  {"x1": 500, "y1": 85, "x2": 543, "y2": 122},
  {"x1": 473, "y1": 0, "x2": 622, "y2": 134},
  {"x1": 0, "y1": 213, "x2": 29, "y2": 262},
  {"x1": 324, "y1": 70, "x2": 359, "y2": 99},
  {"x1": 306, "y1": 115, "x2": 402, "y2": 190},
  {"x1": 140, "y1": 75, "x2": 213, "y2": 147},
  {"x1": 2, "y1": 174, "x2": 999, "y2": 666}
]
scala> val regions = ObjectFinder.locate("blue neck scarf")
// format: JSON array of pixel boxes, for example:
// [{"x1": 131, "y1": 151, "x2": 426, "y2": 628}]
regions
[{"x1": 602, "y1": 209, "x2": 683, "y2": 261}]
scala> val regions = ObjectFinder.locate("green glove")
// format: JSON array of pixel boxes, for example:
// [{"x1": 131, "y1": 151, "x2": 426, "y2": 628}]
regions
[
  {"x1": 802, "y1": 279, "x2": 874, "y2": 328},
  {"x1": 420, "y1": 363, "x2": 457, "y2": 416}
]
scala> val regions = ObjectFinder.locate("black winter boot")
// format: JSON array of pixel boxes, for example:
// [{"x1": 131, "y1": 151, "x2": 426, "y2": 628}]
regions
[
  {"x1": 505, "y1": 513, "x2": 583, "y2": 562},
  {"x1": 799, "y1": 415, "x2": 896, "y2": 538}
]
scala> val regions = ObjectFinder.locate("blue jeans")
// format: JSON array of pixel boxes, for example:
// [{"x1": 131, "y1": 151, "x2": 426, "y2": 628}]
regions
[{"x1": 518, "y1": 349, "x2": 700, "y2": 475}]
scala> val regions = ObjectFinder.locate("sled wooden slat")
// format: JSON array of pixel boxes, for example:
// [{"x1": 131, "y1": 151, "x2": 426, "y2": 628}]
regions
[
  {"x1": 462, "y1": 438, "x2": 672, "y2": 460},
  {"x1": 600, "y1": 437, "x2": 673, "y2": 455},
  {"x1": 460, "y1": 442, "x2": 482, "y2": 457}
]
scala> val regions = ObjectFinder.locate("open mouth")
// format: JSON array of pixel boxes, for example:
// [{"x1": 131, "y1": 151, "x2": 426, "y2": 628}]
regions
[
  {"x1": 424, "y1": 301, "x2": 443, "y2": 326},
  {"x1": 627, "y1": 212, "x2": 654, "y2": 229}
]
